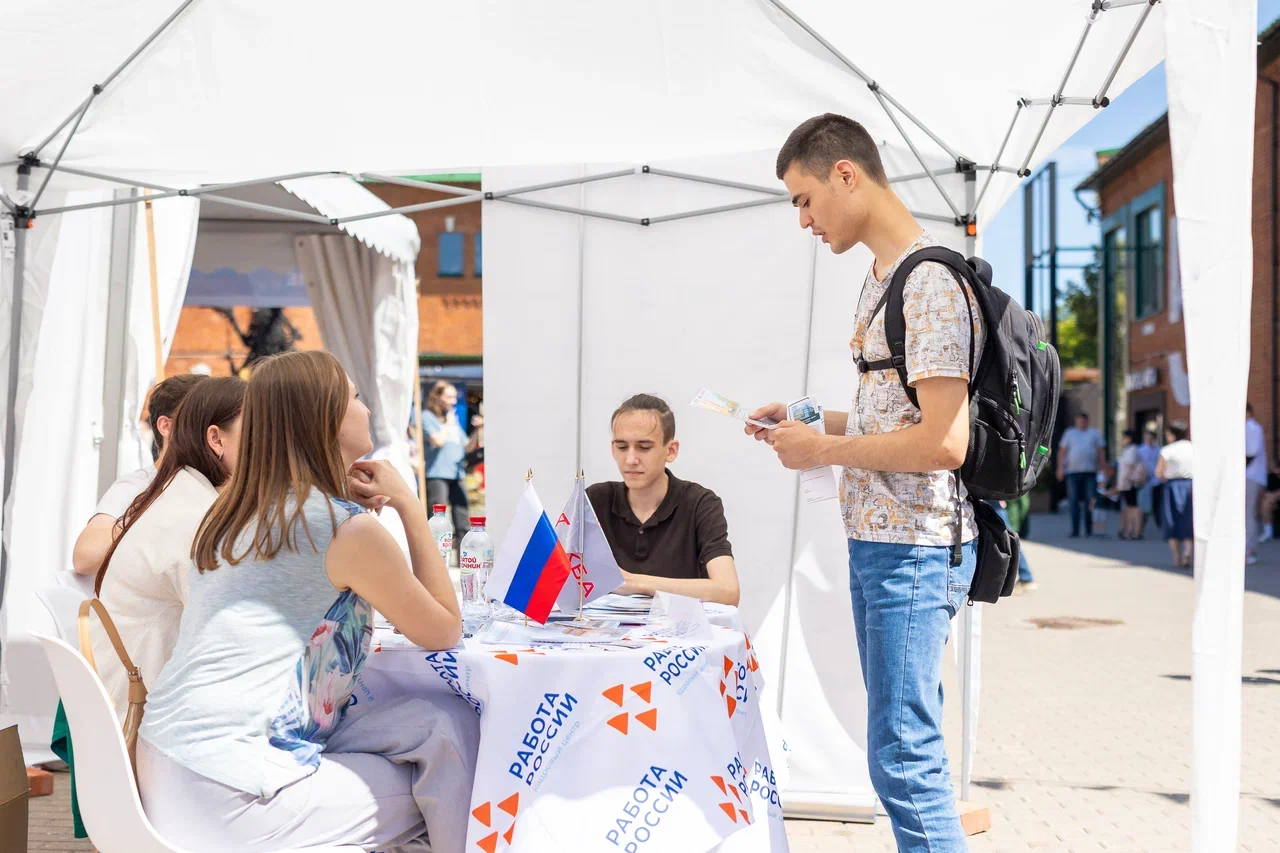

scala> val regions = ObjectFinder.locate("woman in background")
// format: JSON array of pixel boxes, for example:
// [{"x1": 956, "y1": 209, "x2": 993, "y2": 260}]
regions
[
  {"x1": 1156, "y1": 420, "x2": 1194, "y2": 568},
  {"x1": 422, "y1": 380, "x2": 477, "y2": 545}
]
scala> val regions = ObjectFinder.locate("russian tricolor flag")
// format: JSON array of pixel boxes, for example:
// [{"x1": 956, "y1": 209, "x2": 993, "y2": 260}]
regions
[{"x1": 485, "y1": 482, "x2": 572, "y2": 624}]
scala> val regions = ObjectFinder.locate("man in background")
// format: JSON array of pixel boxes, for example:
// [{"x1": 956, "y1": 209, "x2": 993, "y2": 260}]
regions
[
  {"x1": 71, "y1": 373, "x2": 207, "y2": 575},
  {"x1": 1057, "y1": 411, "x2": 1107, "y2": 538}
]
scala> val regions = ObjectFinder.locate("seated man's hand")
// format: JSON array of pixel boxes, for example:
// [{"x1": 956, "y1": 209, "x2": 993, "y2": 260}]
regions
[
  {"x1": 746, "y1": 402, "x2": 787, "y2": 441},
  {"x1": 616, "y1": 569, "x2": 648, "y2": 597}
]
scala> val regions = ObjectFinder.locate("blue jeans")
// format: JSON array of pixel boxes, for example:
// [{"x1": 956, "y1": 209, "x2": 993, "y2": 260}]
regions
[
  {"x1": 848, "y1": 538, "x2": 977, "y2": 853},
  {"x1": 1065, "y1": 472, "x2": 1097, "y2": 536},
  {"x1": 992, "y1": 505, "x2": 1034, "y2": 583}
]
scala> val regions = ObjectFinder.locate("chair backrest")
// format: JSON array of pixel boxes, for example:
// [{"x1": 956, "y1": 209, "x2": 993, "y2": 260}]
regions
[
  {"x1": 57, "y1": 569, "x2": 98, "y2": 600},
  {"x1": 32, "y1": 632, "x2": 182, "y2": 853},
  {"x1": 35, "y1": 586, "x2": 89, "y2": 645}
]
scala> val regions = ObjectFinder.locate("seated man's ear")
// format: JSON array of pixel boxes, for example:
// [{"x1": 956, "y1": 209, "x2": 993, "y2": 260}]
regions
[{"x1": 666, "y1": 439, "x2": 680, "y2": 463}]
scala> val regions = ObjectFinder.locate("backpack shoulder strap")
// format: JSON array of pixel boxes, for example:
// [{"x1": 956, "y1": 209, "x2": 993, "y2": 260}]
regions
[{"x1": 865, "y1": 246, "x2": 976, "y2": 409}]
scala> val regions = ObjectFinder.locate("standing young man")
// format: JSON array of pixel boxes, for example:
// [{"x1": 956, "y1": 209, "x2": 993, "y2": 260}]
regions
[{"x1": 747, "y1": 113, "x2": 980, "y2": 852}]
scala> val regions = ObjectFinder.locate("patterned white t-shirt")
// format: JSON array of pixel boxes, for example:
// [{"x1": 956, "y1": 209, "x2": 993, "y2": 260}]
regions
[{"x1": 842, "y1": 232, "x2": 984, "y2": 546}]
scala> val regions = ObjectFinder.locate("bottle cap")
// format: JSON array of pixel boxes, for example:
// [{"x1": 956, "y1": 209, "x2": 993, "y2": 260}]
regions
[
  {"x1": 432, "y1": 504, "x2": 447, "y2": 513},
  {"x1": 470, "y1": 516, "x2": 486, "y2": 526}
]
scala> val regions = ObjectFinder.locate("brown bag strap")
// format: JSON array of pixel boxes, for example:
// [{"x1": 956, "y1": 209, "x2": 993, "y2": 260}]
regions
[{"x1": 78, "y1": 598, "x2": 147, "y2": 777}]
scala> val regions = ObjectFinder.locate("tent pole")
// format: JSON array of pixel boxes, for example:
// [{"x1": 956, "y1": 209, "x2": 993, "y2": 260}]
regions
[
  {"x1": 33, "y1": 171, "x2": 343, "y2": 218},
  {"x1": 28, "y1": 0, "x2": 201, "y2": 159},
  {"x1": 644, "y1": 196, "x2": 787, "y2": 225},
  {"x1": 99, "y1": 190, "x2": 137, "y2": 496},
  {"x1": 495, "y1": 197, "x2": 644, "y2": 226},
  {"x1": 29, "y1": 99, "x2": 92, "y2": 210},
  {"x1": 29, "y1": 163, "x2": 177, "y2": 193},
  {"x1": 776, "y1": 234, "x2": 819, "y2": 720},
  {"x1": 873, "y1": 91, "x2": 963, "y2": 220},
  {"x1": 643, "y1": 167, "x2": 786, "y2": 197},
  {"x1": 960, "y1": 167, "x2": 978, "y2": 805},
  {"x1": 1017, "y1": 8, "x2": 1101, "y2": 177},
  {"x1": 198, "y1": 193, "x2": 332, "y2": 224},
  {"x1": 761, "y1": 0, "x2": 966, "y2": 163},
  {"x1": 144, "y1": 191, "x2": 165, "y2": 381},
  {"x1": 1095, "y1": 0, "x2": 1159, "y2": 107},
  {"x1": 574, "y1": 167, "x2": 587, "y2": 471},
  {"x1": 975, "y1": 103, "x2": 1026, "y2": 212},
  {"x1": 336, "y1": 194, "x2": 481, "y2": 224},
  {"x1": 487, "y1": 170, "x2": 635, "y2": 199},
  {"x1": 0, "y1": 165, "x2": 32, "y2": 613}
]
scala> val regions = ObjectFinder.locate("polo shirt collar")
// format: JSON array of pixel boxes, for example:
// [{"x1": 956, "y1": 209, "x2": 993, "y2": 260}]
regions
[{"x1": 611, "y1": 469, "x2": 685, "y2": 529}]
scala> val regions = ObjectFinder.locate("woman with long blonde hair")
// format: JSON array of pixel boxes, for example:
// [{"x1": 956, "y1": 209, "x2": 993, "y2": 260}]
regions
[{"x1": 136, "y1": 351, "x2": 475, "y2": 853}]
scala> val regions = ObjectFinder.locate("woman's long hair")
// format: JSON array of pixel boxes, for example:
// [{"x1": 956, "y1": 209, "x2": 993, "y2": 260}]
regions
[
  {"x1": 426, "y1": 380, "x2": 454, "y2": 418},
  {"x1": 192, "y1": 351, "x2": 351, "y2": 573},
  {"x1": 96, "y1": 376, "x2": 247, "y2": 595}
]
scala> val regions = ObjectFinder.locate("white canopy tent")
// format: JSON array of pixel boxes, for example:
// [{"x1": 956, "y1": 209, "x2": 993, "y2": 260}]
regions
[{"x1": 0, "y1": 0, "x2": 1256, "y2": 846}]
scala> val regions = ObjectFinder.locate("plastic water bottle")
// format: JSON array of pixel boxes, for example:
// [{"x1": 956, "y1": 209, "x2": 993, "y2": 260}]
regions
[
  {"x1": 459, "y1": 516, "x2": 494, "y2": 629},
  {"x1": 429, "y1": 505, "x2": 454, "y2": 566}
]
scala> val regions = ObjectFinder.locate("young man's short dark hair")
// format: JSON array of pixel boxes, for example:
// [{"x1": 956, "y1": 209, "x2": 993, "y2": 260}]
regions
[
  {"x1": 775, "y1": 113, "x2": 889, "y2": 187},
  {"x1": 1168, "y1": 420, "x2": 1190, "y2": 442},
  {"x1": 611, "y1": 394, "x2": 676, "y2": 444},
  {"x1": 146, "y1": 373, "x2": 208, "y2": 459}
]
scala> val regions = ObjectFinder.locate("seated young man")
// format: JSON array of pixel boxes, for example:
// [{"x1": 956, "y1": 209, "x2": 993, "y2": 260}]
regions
[
  {"x1": 587, "y1": 394, "x2": 741, "y2": 606},
  {"x1": 71, "y1": 373, "x2": 207, "y2": 575}
]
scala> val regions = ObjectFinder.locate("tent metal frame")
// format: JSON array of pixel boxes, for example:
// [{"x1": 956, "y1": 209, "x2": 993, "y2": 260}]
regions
[{"x1": 0, "y1": 0, "x2": 1160, "y2": 820}]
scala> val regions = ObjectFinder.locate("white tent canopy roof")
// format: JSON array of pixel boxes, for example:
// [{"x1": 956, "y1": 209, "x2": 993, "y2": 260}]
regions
[{"x1": 2, "y1": 0, "x2": 1164, "y2": 228}]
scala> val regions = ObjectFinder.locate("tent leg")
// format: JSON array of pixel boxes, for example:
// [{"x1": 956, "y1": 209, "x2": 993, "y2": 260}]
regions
[
  {"x1": 0, "y1": 165, "x2": 32, "y2": 614},
  {"x1": 960, "y1": 167, "x2": 978, "y2": 805},
  {"x1": 99, "y1": 190, "x2": 137, "y2": 495}
]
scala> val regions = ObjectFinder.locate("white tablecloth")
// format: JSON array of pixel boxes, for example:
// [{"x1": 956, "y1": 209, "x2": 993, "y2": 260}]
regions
[{"x1": 357, "y1": 612, "x2": 788, "y2": 853}]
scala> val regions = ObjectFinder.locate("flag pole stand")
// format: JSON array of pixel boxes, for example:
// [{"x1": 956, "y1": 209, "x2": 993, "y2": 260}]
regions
[{"x1": 524, "y1": 468, "x2": 533, "y2": 627}]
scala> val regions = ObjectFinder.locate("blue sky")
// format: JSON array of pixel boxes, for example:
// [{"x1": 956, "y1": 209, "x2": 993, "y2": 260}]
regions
[{"x1": 983, "y1": 2, "x2": 1280, "y2": 305}]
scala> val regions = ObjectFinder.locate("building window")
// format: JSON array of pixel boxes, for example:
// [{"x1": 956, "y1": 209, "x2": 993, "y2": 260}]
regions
[
  {"x1": 438, "y1": 232, "x2": 464, "y2": 278},
  {"x1": 1133, "y1": 205, "x2": 1163, "y2": 319},
  {"x1": 474, "y1": 232, "x2": 482, "y2": 278}
]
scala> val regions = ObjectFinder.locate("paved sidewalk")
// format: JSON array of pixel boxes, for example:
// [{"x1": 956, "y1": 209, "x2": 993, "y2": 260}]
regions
[{"x1": 27, "y1": 512, "x2": 1280, "y2": 852}]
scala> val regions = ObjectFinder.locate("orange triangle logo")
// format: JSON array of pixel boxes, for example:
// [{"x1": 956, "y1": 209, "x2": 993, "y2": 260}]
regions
[
  {"x1": 635, "y1": 708, "x2": 658, "y2": 731},
  {"x1": 711, "y1": 776, "x2": 727, "y2": 796},
  {"x1": 477, "y1": 831, "x2": 499, "y2": 853},
  {"x1": 498, "y1": 793, "x2": 520, "y2": 818},
  {"x1": 630, "y1": 682, "x2": 652, "y2": 703},
  {"x1": 726, "y1": 696, "x2": 737, "y2": 717},
  {"x1": 495, "y1": 653, "x2": 520, "y2": 666},
  {"x1": 720, "y1": 802, "x2": 738, "y2": 822},
  {"x1": 503, "y1": 824, "x2": 515, "y2": 845},
  {"x1": 719, "y1": 680, "x2": 726, "y2": 696},
  {"x1": 472, "y1": 802, "x2": 491, "y2": 827},
  {"x1": 740, "y1": 809, "x2": 751, "y2": 824},
  {"x1": 608, "y1": 712, "x2": 630, "y2": 734},
  {"x1": 729, "y1": 786, "x2": 742, "y2": 803},
  {"x1": 723, "y1": 656, "x2": 733, "y2": 677},
  {"x1": 602, "y1": 684, "x2": 625, "y2": 706},
  {"x1": 745, "y1": 635, "x2": 753, "y2": 651}
]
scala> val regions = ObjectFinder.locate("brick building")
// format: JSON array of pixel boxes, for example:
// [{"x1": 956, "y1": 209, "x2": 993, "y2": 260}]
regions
[
  {"x1": 1076, "y1": 21, "x2": 1280, "y2": 460},
  {"x1": 165, "y1": 176, "x2": 485, "y2": 376}
]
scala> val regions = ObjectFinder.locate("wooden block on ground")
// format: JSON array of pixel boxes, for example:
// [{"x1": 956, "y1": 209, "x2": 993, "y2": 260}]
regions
[
  {"x1": 27, "y1": 766, "x2": 53, "y2": 798},
  {"x1": 957, "y1": 800, "x2": 991, "y2": 835}
]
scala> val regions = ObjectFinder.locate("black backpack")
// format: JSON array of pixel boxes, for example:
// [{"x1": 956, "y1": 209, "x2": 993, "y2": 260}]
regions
[{"x1": 862, "y1": 246, "x2": 1061, "y2": 602}]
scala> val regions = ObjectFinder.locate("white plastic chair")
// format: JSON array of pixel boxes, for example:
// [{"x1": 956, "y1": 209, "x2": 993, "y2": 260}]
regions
[
  {"x1": 33, "y1": 632, "x2": 363, "y2": 853},
  {"x1": 36, "y1": 585, "x2": 89, "y2": 644},
  {"x1": 57, "y1": 568, "x2": 98, "y2": 600}
]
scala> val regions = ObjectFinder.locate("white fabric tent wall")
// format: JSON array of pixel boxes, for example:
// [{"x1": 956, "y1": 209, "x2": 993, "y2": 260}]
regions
[
  {"x1": 482, "y1": 151, "x2": 973, "y2": 816},
  {"x1": 1165, "y1": 0, "x2": 1256, "y2": 848},
  {"x1": 0, "y1": 192, "x2": 114, "y2": 761}
]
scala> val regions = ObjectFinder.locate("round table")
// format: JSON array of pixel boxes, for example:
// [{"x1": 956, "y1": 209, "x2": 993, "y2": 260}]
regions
[{"x1": 356, "y1": 613, "x2": 788, "y2": 852}]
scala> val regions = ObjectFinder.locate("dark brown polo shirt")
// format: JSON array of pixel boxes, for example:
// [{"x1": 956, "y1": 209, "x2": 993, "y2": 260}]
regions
[{"x1": 586, "y1": 470, "x2": 733, "y2": 580}]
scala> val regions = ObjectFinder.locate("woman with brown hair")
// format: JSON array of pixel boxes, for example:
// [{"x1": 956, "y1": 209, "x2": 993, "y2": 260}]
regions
[
  {"x1": 422, "y1": 379, "x2": 476, "y2": 544},
  {"x1": 91, "y1": 375, "x2": 246, "y2": 716},
  {"x1": 136, "y1": 351, "x2": 473, "y2": 853}
]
